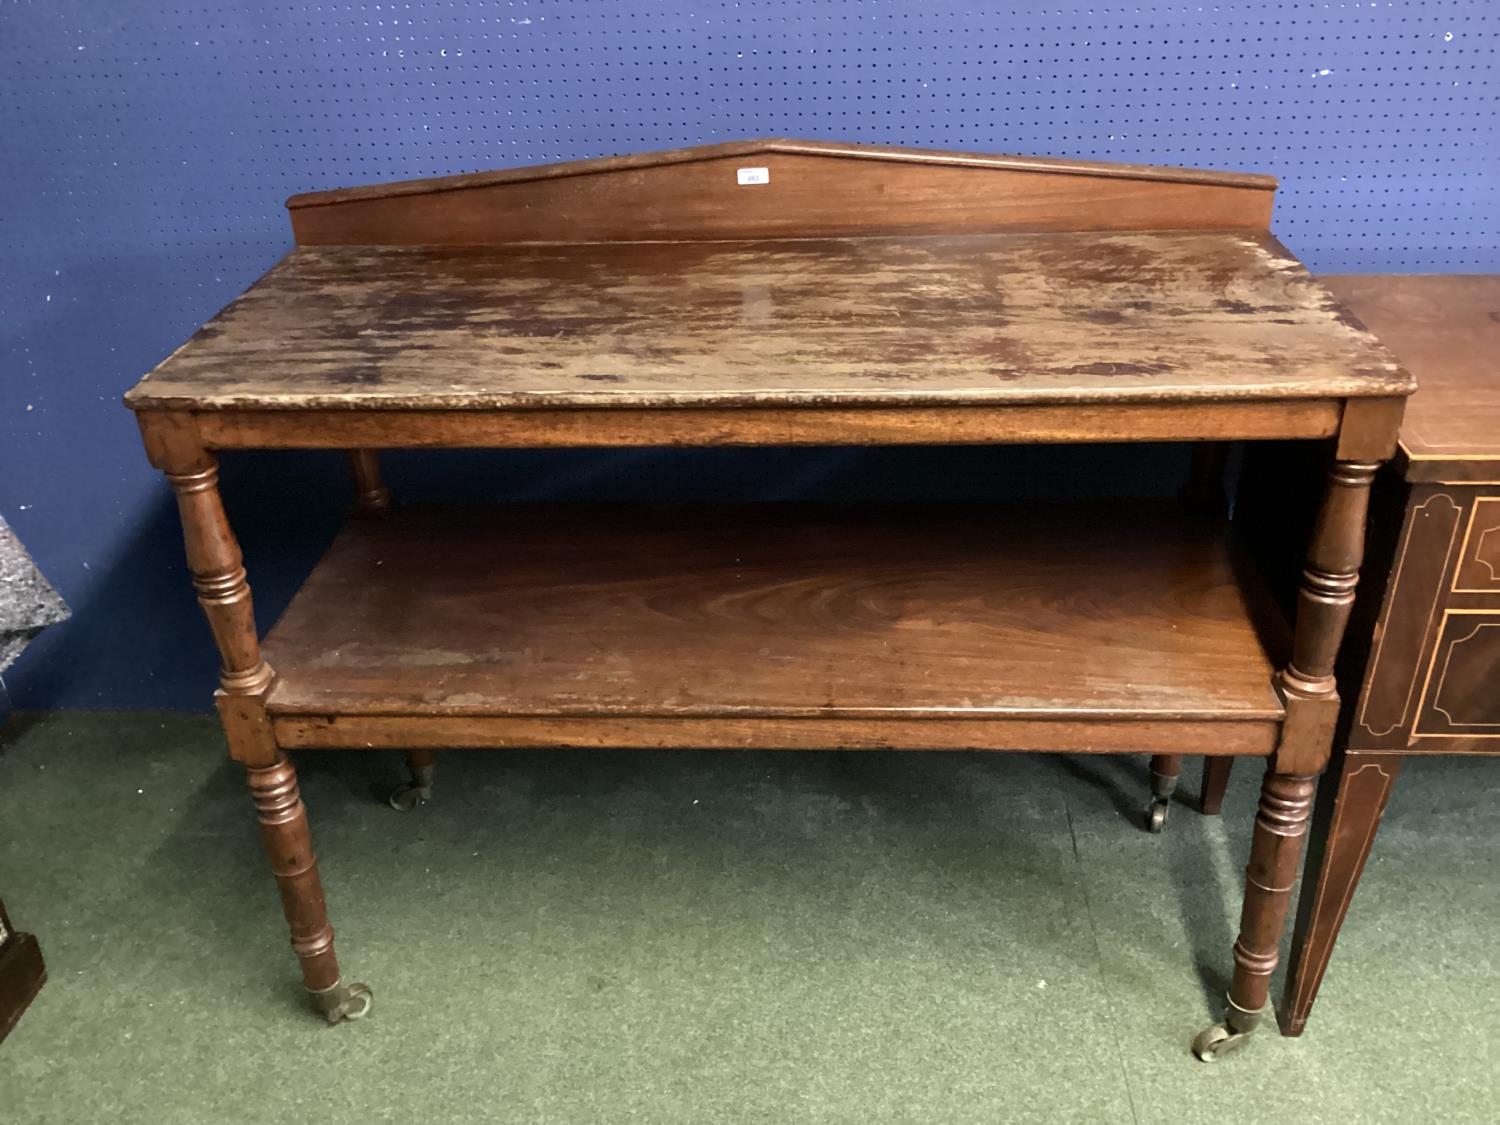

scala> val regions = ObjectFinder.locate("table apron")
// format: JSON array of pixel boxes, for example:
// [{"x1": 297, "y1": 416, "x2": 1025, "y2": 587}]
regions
[
  {"x1": 178, "y1": 400, "x2": 1345, "y2": 449},
  {"x1": 271, "y1": 713, "x2": 1284, "y2": 754}
]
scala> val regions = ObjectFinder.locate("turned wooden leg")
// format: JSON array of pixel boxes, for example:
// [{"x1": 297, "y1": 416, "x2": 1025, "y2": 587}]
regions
[
  {"x1": 348, "y1": 449, "x2": 391, "y2": 515},
  {"x1": 388, "y1": 749, "x2": 436, "y2": 811},
  {"x1": 249, "y1": 754, "x2": 371, "y2": 1022},
  {"x1": 144, "y1": 414, "x2": 370, "y2": 1023},
  {"x1": 1279, "y1": 751, "x2": 1403, "y2": 1036},
  {"x1": 1195, "y1": 458, "x2": 1379, "y2": 1061},
  {"x1": 1199, "y1": 757, "x2": 1233, "y2": 815},
  {"x1": 1145, "y1": 753, "x2": 1182, "y2": 833}
]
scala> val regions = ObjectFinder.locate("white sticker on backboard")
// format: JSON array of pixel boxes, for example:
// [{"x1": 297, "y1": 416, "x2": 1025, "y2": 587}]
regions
[{"x1": 736, "y1": 167, "x2": 770, "y2": 185}]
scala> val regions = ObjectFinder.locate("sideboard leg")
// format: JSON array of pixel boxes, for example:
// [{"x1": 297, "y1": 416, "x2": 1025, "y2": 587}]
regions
[
  {"x1": 388, "y1": 749, "x2": 436, "y2": 811},
  {"x1": 1195, "y1": 457, "x2": 1378, "y2": 1061},
  {"x1": 1194, "y1": 767, "x2": 1317, "y2": 1060},
  {"x1": 1199, "y1": 757, "x2": 1233, "y2": 815},
  {"x1": 248, "y1": 753, "x2": 372, "y2": 1023},
  {"x1": 148, "y1": 416, "x2": 370, "y2": 1024},
  {"x1": 1279, "y1": 750, "x2": 1404, "y2": 1036},
  {"x1": 1144, "y1": 754, "x2": 1181, "y2": 833},
  {"x1": 348, "y1": 449, "x2": 392, "y2": 515}
]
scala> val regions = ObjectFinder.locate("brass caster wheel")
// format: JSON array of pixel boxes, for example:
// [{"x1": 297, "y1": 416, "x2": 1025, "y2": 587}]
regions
[
  {"x1": 1146, "y1": 799, "x2": 1170, "y2": 833},
  {"x1": 312, "y1": 979, "x2": 373, "y2": 1024},
  {"x1": 387, "y1": 781, "x2": 430, "y2": 811},
  {"x1": 1192, "y1": 1022, "x2": 1252, "y2": 1062}
]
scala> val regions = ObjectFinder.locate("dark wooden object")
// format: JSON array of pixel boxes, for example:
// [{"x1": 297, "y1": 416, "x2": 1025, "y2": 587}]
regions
[
  {"x1": 0, "y1": 896, "x2": 46, "y2": 1044},
  {"x1": 123, "y1": 139, "x2": 1411, "y2": 1054},
  {"x1": 1272, "y1": 275, "x2": 1500, "y2": 1035}
]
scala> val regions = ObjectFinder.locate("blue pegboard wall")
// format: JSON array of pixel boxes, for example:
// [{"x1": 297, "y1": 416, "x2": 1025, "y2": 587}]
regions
[{"x1": 1, "y1": 1, "x2": 1496, "y2": 709}]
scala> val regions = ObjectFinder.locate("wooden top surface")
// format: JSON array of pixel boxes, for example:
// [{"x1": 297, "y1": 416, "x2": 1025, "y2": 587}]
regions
[
  {"x1": 1322, "y1": 275, "x2": 1500, "y2": 471},
  {"x1": 126, "y1": 230, "x2": 1410, "y2": 412},
  {"x1": 262, "y1": 503, "x2": 1288, "y2": 722}
]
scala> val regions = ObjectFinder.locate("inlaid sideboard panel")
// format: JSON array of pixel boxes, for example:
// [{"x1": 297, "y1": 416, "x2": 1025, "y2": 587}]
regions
[
  {"x1": 1413, "y1": 610, "x2": 1500, "y2": 738},
  {"x1": 1452, "y1": 497, "x2": 1500, "y2": 594},
  {"x1": 1353, "y1": 483, "x2": 1500, "y2": 753}
]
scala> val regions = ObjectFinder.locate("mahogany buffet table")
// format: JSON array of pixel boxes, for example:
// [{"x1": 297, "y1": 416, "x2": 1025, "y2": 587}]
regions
[
  {"x1": 1281, "y1": 276, "x2": 1500, "y2": 1033},
  {"x1": 124, "y1": 140, "x2": 1412, "y2": 1059}
]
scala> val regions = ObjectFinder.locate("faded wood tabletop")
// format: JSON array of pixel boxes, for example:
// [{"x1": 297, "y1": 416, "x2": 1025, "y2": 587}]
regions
[{"x1": 126, "y1": 230, "x2": 1409, "y2": 413}]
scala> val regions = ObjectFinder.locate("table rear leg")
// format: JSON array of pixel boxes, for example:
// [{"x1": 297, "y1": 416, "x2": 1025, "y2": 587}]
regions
[
  {"x1": 1199, "y1": 757, "x2": 1233, "y2": 815},
  {"x1": 1145, "y1": 754, "x2": 1182, "y2": 833},
  {"x1": 388, "y1": 749, "x2": 437, "y2": 811},
  {"x1": 347, "y1": 448, "x2": 392, "y2": 515},
  {"x1": 1154, "y1": 444, "x2": 1229, "y2": 832}
]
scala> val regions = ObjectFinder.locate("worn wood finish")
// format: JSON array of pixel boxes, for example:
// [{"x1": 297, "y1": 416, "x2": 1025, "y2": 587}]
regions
[
  {"x1": 287, "y1": 138, "x2": 1277, "y2": 245},
  {"x1": 260, "y1": 504, "x2": 1289, "y2": 729},
  {"x1": 1322, "y1": 275, "x2": 1500, "y2": 482},
  {"x1": 123, "y1": 232, "x2": 1409, "y2": 414},
  {"x1": 1280, "y1": 751, "x2": 1403, "y2": 1035},
  {"x1": 126, "y1": 145, "x2": 1418, "y2": 1043}
]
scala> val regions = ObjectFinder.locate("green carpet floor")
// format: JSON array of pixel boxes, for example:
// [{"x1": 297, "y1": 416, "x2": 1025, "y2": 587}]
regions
[{"x1": 0, "y1": 712, "x2": 1496, "y2": 1123}]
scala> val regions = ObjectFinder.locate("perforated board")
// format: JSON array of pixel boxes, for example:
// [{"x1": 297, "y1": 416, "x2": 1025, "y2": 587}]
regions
[{"x1": 1, "y1": 1, "x2": 1496, "y2": 708}]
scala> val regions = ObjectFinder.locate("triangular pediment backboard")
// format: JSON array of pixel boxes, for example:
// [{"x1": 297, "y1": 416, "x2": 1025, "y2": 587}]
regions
[{"x1": 287, "y1": 138, "x2": 1276, "y2": 245}]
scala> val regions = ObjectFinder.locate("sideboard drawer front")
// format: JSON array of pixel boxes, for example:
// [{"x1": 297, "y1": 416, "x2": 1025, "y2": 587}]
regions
[
  {"x1": 1453, "y1": 497, "x2": 1500, "y2": 594},
  {"x1": 1413, "y1": 611, "x2": 1500, "y2": 739}
]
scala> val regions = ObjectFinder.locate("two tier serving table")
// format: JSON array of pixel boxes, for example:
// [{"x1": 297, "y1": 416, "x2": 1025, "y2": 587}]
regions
[{"x1": 125, "y1": 140, "x2": 1412, "y2": 1059}]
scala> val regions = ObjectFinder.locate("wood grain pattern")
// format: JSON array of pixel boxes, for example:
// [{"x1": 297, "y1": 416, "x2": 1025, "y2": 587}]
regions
[
  {"x1": 125, "y1": 232, "x2": 1410, "y2": 413},
  {"x1": 1322, "y1": 275, "x2": 1500, "y2": 480},
  {"x1": 260, "y1": 504, "x2": 1290, "y2": 730},
  {"x1": 286, "y1": 139, "x2": 1277, "y2": 245},
  {"x1": 274, "y1": 714, "x2": 1281, "y2": 756}
]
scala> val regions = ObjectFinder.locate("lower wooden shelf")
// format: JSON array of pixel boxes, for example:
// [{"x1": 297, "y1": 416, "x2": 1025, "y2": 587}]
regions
[{"x1": 262, "y1": 503, "x2": 1289, "y2": 755}]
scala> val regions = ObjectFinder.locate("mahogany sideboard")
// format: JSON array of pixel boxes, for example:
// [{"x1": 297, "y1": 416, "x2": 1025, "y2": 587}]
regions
[
  {"x1": 123, "y1": 139, "x2": 1413, "y2": 1060},
  {"x1": 1281, "y1": 275, "x2": 1500, "y2": 1034}
]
